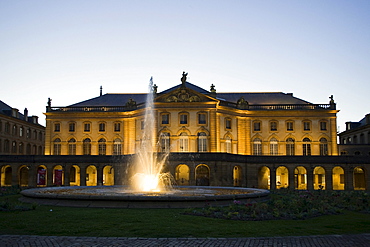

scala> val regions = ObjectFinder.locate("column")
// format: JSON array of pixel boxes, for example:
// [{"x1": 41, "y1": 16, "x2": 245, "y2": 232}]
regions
[
  {"x1": 97, "y1": 165, "x2": 104, "y2": 186},
  {"x1": 330, "y1": 117, "x2": 338, "y2": 155},
  {"x1": 325, "y1": 166, "x2": 333, "y2": 190},
  {"x1": 47, "y1": 165, "x2": 53, "y2": 186},
  {"x1": 288, "y1": 166, "x2": 295, "y2": 190},
  {"x1": 270, "y1": 166, "x2": 276, "y2": 190},
  {"x1": 64, "y1": 164, "x2": 71, "y2": 186},
  {"x1": 209, "y1": 110, "x2": 217, "y2": 152},
  {"x1": 245, "y1": 118, "x2": 251, "y2": 155},
  {"x1": 11, "y1": 164, "x2": 18, "y2": 186},
  {"x1": 306, "y1": 166, "x2": 314, "y2": 190},
  {"x1": 237, "y1": 117, "x2": 246, "y2": 154},
  {"x1": 80, "y1": 166, "x2": 87, "y2": 186},
  {"x1": 344, "y1": 166, "x2": 354, "y2": 191},
  {"x1": 28, "y1": 164, "x2": 37, "y2": 188}
]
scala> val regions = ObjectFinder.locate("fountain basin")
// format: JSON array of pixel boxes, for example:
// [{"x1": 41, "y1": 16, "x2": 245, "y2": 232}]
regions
[{"x1": 20, "y1": 186, "x2": 270, "y2": 208}]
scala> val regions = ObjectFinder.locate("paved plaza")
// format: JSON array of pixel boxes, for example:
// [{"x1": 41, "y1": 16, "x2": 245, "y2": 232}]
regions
[{"x1": 1, "y1": 234, "x2": 370, "y2": 247}]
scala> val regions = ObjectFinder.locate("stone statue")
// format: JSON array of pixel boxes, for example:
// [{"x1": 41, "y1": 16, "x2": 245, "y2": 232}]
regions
[
  {"x1": 237, "y1": 96, "x2": 249, "y2": 109},
  {"x1": 329, "y1": 95, "x2": 335, "y2": 104},
  {"x1": 47, "y1": 98, "x2": 52, "y2": 107},
  {"x1": 181, "y1": 71, "x2": 188, "y2": 87},
  {"x1": 210, "y1": 84, "x2": 216, "y2": 93},
  {"x1": 153, "y1": 84, "x2": 158, "y2": 94}
]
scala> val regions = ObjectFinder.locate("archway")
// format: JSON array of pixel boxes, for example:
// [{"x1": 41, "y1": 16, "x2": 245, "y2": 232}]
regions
[
  {"x1": 313, "y1": 166, "x2": 325, "y2": 190},
  {"x1": 69, "y1": 165, "x2": 80, "y2": 186},
  {"x1": 258, "y1": 166, "x2": 270, "y2": 189},
  {"x1": 353, "y1": 167, "x2": 366, "y2": 190},
  {"x1": 294, "y1": 166, "x2": 307, "y2": 190},
  {"x1": 19, "y1": 165, "x2": 29, "y2": 187},
  {"x1": 332, "y1": 166, "x2": 344, "y2": 190},
  {"x1": 175, "y1": 164, "x2": 190, "y2": 185},
  {"x1": 1, "y1": 165, "x2": 12, "y2": 186},
  {"x1": 276, "y1": 166, "x2": 289, "y2": 189},
  {"x1": 37, "y1": 165, "x2": 47, "y2": 187},
  {"x1": 233, "y1": 166, "x2": 242, "y2": 187},
  {"x1": 53, "y1": 165, "x2": 64, "y2": 186},
  {"x1": 86, "y1": 165, "x2": 97, "y2": 186},
  {"x1": 103, "y1": 165, "x2": 114, "y2": 186},
  {"x1": 195, "y1": 164, "x2": 210, "y2": 186}
]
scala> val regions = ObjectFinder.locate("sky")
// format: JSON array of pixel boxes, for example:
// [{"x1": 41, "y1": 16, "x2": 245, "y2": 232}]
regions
[{"x1": 1, "y1": 0, "x2": 369, "y2": 132}]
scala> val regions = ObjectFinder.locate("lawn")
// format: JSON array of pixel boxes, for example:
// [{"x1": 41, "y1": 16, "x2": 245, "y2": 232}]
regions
[{"x1": 0, "y1": 188, "x2": 369, "y2": 238}]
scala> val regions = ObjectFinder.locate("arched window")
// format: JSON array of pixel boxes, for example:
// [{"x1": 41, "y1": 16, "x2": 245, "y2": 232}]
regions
[
  {"x1": 160, "y1": 133, "x2": 170, "y2": 152},
  {"x1": 53, "y1": 138, "x2": 61, "y2": 155},
  {"x1": 68, "y1": 138, "x2": 76, "y2": 155},
  {"x1": 269, "y1": 138, "x2": 278, "y2": 155},
  {"x1": 286, "y1": 138, "x2": 295, "y2": 156},
  {"x1": 83, "y1": 138, "x2": 91, "y2": 155},
  {"x1": 253, "y1": 138, "x2": 262, "y2": 155},
  {"x1": 19, "y1": 142, "x2": 24, "y2": 154},
  {"x1": 179, "y1": 132, "x2": 189, "y2": 152},
  {"x1": 303, "y1": 137, "x2": 311, "y2": 156},
  {"x1": 198, "y1": 132, "x2": 207, "y2": 152},
  {"x1": 113, "y1": 138, "x2": 122, "y2": 155},
  {"x1": 98, "y1": 138, "x2": 106, "y2": 155},
  {"x1": 225, "y1": 136, "x2": 232, "y2": 153},
  {"x1": 11, "y1": 141, "x2": 17, "y2": 153},
  {"x1": 319, "y1": 138, "x2": 328, "y2": 156}
]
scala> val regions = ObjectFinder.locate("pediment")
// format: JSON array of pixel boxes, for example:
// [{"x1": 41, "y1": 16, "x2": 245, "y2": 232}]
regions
[{"x1": 155, "y1": 86, "x2": 217, "y2": 103}]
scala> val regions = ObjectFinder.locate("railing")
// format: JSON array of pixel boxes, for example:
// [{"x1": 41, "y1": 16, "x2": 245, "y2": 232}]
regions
[{"x1": 47, "y1": 103, "x2": 146, "y2": 112}]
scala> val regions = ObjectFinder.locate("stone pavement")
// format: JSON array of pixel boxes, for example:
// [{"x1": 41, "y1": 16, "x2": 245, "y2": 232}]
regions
[{"x1": 1, "y1": 234, "x2": 370, "y2": 247}]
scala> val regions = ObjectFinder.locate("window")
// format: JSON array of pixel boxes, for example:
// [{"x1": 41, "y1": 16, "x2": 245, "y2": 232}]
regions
[
  {"x1": 19, "y1": 127, "x2": 23, "y2": 137},
  {"x1": 98, "y1": 138, "x2": 106, "y2": 155},
  {"x1": 179, "y1": 132, "x2": 189, "y2": 152},
  {"x1": 360, "y1": 134, "x2": 365, "y2": 144},
  {"x1": 33, "y1": 130, "x2": 37, "y2": 140},
  {"x1": 12, "y1": 141, "x2": 17, "y2": 153},
  {"x1": 198, "y1": 132, "x2": 207, "y2": 152},
  {"x1": 320, "y1": 121, "x2": 327, "y2": 131},
  {"x1": 270, "y1": 121, "x2": 278, "y2": 131},
  {"x1": 26, "y1": 129, "x2": 30, "y2": 138},
  {"x1": 83, "y1": 138, "x2": 91, "y2": 155},
  {"x1": 99, "y1": 123, "x2": 105, "y2": 132},
  {"x1": 54, "y1": 123, "x2": 60, "y2": 132},
  {"x1": 198, "y1": 113, "x2": 207, "y2": 125},
  {"x1": 319, "y1": 138, "x2": 328, "y2": 155},
  {"x1": 286, "y1": 121, "x2": 294, "y2": 131},
  {"x1": 286, "y1": 138, "x2": 295, "y2": 156},
  {"x1": 160, "y1": 133, "x2": 170, "y2": 152},
  {"x1": 179, "y1": 113, "x2": 188, "y2": 125},
  {"x1": 303, "y1": 138, "x2": 311, "y2": 156},
  {"x1": 225, "y1": 118, "x2": 232, "y2": 130},
  {"x1": 253, "y1": 138, "x2": 262, "y2": 155},
  {"x1": 84, "y1": 123, "x2": 91, "y2": 132},
  {"x1": 53, "y1": 138, "x2": 61, "y2": 155},
  {"x1": 38, "y1": 132, "x2": 42, "y2": 141},
  {"x1": 113, "y1": 138, "x2": 122, "y2": 155},
  {"x1": 69, "y1": 122, "x2": 75, "y2": 132},
  {"x1": 0, "y1": 121, "x2": 2, "y2": 132},
  {"x1": 19, "y1": 142, "x2": 24, "y2": 154},
  {"x1": 225, "y1": 136, "x2": 232, "y2": 153},
  {"x1": 303, "y1": 121, "x2": 311, "y2": 131},
  {"x1": 161, "y1": 113, "x2": 170, "y2": 125},
  {"x1": 270, "y1": 138, "x2": 278, "y2": 155},
  {"x1": 5, "y1": 122, "x2": 10, "y2": 133},
  {"x1": 114, "y1": 123, "x2": 121, "y2": 132},
  {"x1": 12, "y1": 125, "x2": 17, "y2": 136},
  {"x1": 68, "y1": 138, "x2": 76, "y2": 155},
  {"x1": 253, "y1": 121, "x2": 261, "y2": 131},
  {"x1": 353, "y1": 135, "x2": 358, "y2": 144}
]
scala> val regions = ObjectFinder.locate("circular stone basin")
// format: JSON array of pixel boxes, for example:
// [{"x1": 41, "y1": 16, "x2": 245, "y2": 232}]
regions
[{"x1": 20, "y1": 186, "x2": 270, "y2": 208}]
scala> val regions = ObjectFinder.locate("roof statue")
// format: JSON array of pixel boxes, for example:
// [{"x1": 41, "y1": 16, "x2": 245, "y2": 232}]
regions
[{"x1": 181, "y1": 71, "x2": 188, "y2": 88}]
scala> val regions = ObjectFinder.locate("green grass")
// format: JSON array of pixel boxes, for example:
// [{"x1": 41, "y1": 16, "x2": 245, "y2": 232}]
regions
[{"x1": 0, "y1": 194, "x2": 369, "y2": 237}]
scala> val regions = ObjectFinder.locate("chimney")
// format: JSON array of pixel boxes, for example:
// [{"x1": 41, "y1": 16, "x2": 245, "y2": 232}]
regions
[
  {"x1": 100, "y1": 86, "x2": 103, "y2": 96},
  {"x1": 24, "y1": 108, "x2": 28, "y2": 121},
  {"x1": 11, "y1": 108, "x2": 19, "y2": 118},
  {"x1": 366, "y1": 114, "x2": 370, "y2": 125}
]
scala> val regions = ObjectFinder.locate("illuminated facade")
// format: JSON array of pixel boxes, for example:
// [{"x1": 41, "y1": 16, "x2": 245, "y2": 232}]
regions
[{"x1": 44, "y1": 76, "x2": 339, "y2": 157}]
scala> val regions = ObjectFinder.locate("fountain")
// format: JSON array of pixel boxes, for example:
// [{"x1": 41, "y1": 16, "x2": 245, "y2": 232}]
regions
[{"x1": 20, "y1": 77, "x2": 269, "y2": 208}]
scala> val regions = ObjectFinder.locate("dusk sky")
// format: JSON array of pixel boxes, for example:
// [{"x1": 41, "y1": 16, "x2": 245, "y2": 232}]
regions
[{"x1": 1, "y1": 0, "x2": 369, "y2": 132}]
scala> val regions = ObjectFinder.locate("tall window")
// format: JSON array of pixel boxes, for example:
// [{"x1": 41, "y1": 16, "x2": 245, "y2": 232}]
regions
[
  {"x1": 270, "y1": 138, "x2": 278, "y2": 155},
  {"x1": 69, "y1": 122, "x2": 75, "y2": 132},
  {"x1": 113, "y1": 138, "x2": 122, "y2": 155},
  {"x1": 26, "y1": 129, "x2": 30, "y2": 138},
  {"x1": 179, "y1": 132, "x2": 189, "y2": 152},
  {"x1": 286, "y1": 138, "x2": 295, "y2": 156},
  {"x1": 54, "y1": 123, "x2": 60, "y2": 132},
  {"x1": 84, "y1": 123, "x2": 91, "y2": 132},
  {"x1": 270, "y1": 121, "x2": 278, "y2": 131},
  {"x1": 98, "y1": 138, "x2": 106, "y2": 155},
  {"x1": 303, "y1": 121, "x2": 311, "y2": 131},
  {"x1": 253, "y1": 121, "x2": 261, "y2": 131},
  {"x1": 198, "y1": 132, "x2": 207, "y2": 152},
  {"x1": 225, "y1": 118, "x2": 232, "y2": 130},
  {"x1": 4, "y1": 140, "x2": 10, "y2": 153},
  {"x1": 198, "y1": 113, "x2": 206, "y2": 125},
  {"x1": 319, "y1": 138, "x2": 328, "y2": 156},
  {"x1": 5, "y1": 122, "x2": 10, "y2": 133},
  {"x1": 225, "y1": 136, "x2": 232, "y2": 153},
  {"x1": 19, "y1": 142, "x2": 24, "y2": 154},
  {"x1": 12, "y1": 141, "x2": 17, "y2": 153},
  {"x1": 68, "y1": 138, "x2": 76, "y2": 155},
  {"x1": 99, "y1": 123, "x2": 105, "y2": 132},
  {"x1": 286, "y1": 121, "x2": 294, "y2": 131},
  {"x1": 303, "y1": 137, "x2": 311, "y2": 156},
  {"x1": 19, "y1": 127, "x2": 23, "y2": 137},
  {"x1": 320, "y1": 121, "x2": 327, "y2": 131},
  {"x1": 12, "y1": 125, "x2": 17, "y2": 136},
  {"x1": 160, "y1": 132, "x2": 170, "y2": 152},
  {"x1": 53, "y1": 138, "x2": 61, "y2": 155},
  {"x1": 83, "y1": 138, "x2": 91, "y2": 155},
  {"x1": 253, "y1": 138, "x2": 262, "y2": 155},
  {"x1": 179, "y1": 113, "x2": 188, "y2": 125},
  {"x1": 114, "y1": 123, "x2": 121, "y2": 132},
  {"x1": 161, "y1": 113, "x2": 170, "y2": 125}
]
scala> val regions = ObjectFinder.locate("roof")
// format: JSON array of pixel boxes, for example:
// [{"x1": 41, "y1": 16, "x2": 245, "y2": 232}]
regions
[{"x1": 68, "y1": 81, "x2": 313, "y2": 107}]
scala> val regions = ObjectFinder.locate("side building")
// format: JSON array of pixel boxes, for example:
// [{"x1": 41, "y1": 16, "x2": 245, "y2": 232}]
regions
[
  {"x1": 0, "y1": 100, "x2": 45, "y2": 155},
  {"x1": 338, "y1": 113, "x2": 370, "y2": 156},
  {"x1": 44, "y1": 76, "x2": 339, "y2": 157}
]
